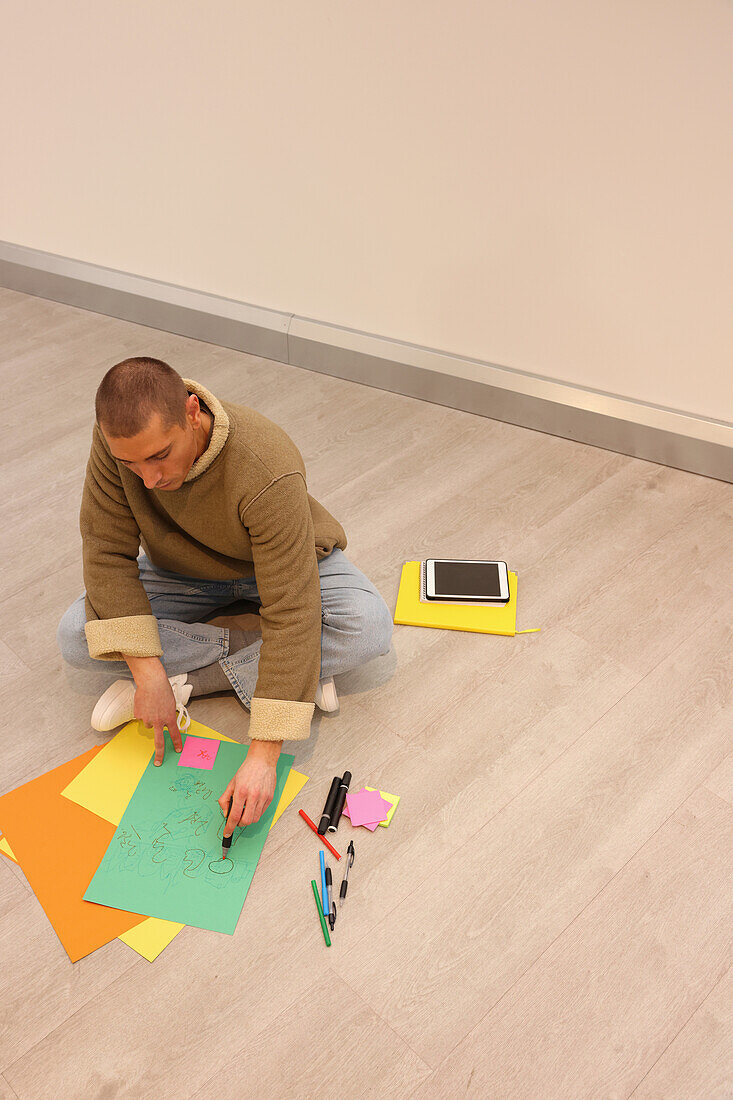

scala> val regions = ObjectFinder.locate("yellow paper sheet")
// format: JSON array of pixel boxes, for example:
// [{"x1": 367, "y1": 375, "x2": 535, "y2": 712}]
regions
[
  {"x1": 61, "y1": 718, "x2": 235, "y2": 826},
  {"x1": 3, "y1": 769, "x2": 308, "y2": 963},
  {"x1": 61, "y1": 718, "x2": 306, "y2": 825},
  {"x1": 1, "y1": 834, "x2": 18, "y2": 862},
  {"x1": 117, "y1": 917, "x2": 185, "y2": 961},
  {"x1": 272, "y1": 768, "x2": 309, "y2": 825},
  {"x1": 58, "y1": 719, "x2": 308, "y2": 961}
]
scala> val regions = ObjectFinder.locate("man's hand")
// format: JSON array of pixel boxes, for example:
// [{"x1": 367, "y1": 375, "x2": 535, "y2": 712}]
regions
[
  {"x1": 126, "y1": 657, "x2": 183, "y2": 765},
  {"x1": 218, "y1": 740, "x2": 282, "y2": 834}
]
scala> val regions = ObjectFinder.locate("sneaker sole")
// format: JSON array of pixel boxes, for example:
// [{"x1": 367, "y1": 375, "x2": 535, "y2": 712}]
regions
[
  {"x1": 91, "y1": 680, "x2": 135, "y2": 732},
  {"x1": 316, "y1": 682, "x2": 339, "y2": 713}
]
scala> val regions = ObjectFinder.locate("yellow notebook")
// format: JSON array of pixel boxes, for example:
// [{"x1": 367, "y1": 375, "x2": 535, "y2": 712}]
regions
[{"x1": 393, "y1": 561, "x2": 538, "y2": 636}]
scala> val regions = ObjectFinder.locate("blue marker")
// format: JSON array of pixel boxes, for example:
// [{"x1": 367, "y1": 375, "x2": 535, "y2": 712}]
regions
[{"x1": 319, "y1": 849, "x2": 327, "y2": 914}]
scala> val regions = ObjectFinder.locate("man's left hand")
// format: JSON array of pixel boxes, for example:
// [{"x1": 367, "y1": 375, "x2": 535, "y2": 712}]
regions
[{"x1": 218, "y1": 740, "x2": 283, "y2": 834}]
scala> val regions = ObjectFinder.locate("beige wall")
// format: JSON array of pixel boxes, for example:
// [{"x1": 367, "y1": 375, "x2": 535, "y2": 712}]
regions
[{"x1": 2, "y1": 1, "x2": 731, "y2": 421}]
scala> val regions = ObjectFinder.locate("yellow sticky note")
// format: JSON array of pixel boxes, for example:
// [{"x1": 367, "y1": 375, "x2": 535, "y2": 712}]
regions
[
  {"x1": 0, "y1": 834, "x2": 18, "y2": 862},
  {"x1": 58, "y1": 718, "x2": 307, "y2": 961},
  {"x1": 364, "y1": 786, "x2": 400, "y2": 827}
]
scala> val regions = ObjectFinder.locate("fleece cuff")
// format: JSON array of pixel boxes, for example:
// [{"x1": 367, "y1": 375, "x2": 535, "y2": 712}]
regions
[
  {"x1": 84, "y1": 615, "x2": 163, "y2": 661},
  {"x1": 248, "y1": 697, "x2": 315, "y2": 742}
]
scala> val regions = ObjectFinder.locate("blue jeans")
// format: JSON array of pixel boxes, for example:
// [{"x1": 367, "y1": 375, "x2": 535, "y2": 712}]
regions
[{"x1": 57, "y1": 548, "x2": 394, "y2": 710}]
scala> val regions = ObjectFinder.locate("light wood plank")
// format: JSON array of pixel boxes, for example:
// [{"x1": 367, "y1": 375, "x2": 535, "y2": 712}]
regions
[
  {"x1": 322, "y1": 628, "x2": 636, "y2": 950},
  {"x1": 0, "y1": 857, "x2": 28, "y2": 920},
  {"x1": 631, "y1": 964, "x2": 733, "y2": 1099},
  {"x1": 0, "y1": 663, "x2": 117, "y2": 796},
  {"x1": 0, "y1": 288, "x2": 80, "y2": 354},
  {"x1": 0, "y1": 640, "x2": 27, "y2": 688},
  {"x1": 329, "y1": 610, "x2": 732, "y2": 1065},
  {"x1": 514, "y1": 463, "x2": 731, "y2": 672},
  {"x1": 193, "y1": 973, "x2": 431, "y2": 1100},
  {"x1": 559, "y1": 487, "x2": 733, "y2": 675},
  {"x1": 416, "y1": 785, "x2": 732, "y2": 1098},
  {"x1": 0, "y1": 842, "x2": 32, "y2": 896},
  {"x1": 0, "y1": 894, "x2": 140, "y2": 1069},
  {"x1": 705, "y1": 752, "x2": 733, "y2": 805},
  {"x1": 0, "y1": 561, "x2": 86, "y2": 674},
  {"x1": 0, "y1": 469, "x2": 83, "y2": 593},
  {"x1": 0, "y1": 1073, "x2": 20, "y2": 1100},
  {"x1": 324, "y1": 413, "x2": 629, "y2": 582},
  {"x1": 4, "y1": 847, "x2": 335, "y2": 1097}
]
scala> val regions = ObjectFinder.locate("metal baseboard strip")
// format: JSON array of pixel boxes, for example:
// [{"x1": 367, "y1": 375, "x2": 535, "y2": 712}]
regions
[
  {"x1": 0, "y1": 241, "x2": 290, "y2": 363},
  {"x1": 1, "y1": 240, "x2": 730, "y2": 482},
  {"x1": 287, "y1": 320, "x2": 732, "y2": 482}
]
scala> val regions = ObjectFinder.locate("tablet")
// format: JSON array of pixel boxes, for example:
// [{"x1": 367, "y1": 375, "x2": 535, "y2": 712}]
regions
[{"x1": 425, "y1": 559, "x2": 510, "y2": 603}]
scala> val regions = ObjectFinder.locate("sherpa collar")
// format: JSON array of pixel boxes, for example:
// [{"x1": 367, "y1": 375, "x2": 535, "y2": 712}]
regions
[{"x1": 182, "y1": 378, "x2": 230, "y2": 482}]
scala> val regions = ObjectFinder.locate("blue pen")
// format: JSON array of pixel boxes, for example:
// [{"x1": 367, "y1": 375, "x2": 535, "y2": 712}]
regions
[{"x1": 319, "y1": 849, "x2": 328, "y2": 915}]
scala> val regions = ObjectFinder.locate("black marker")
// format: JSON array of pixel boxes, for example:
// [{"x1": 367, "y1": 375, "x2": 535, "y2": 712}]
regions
[
  {"x1": 325, "y1": 866, "x2": 336, "y2": 931},
  {"x1": 222, "y1": 796, "x2": 243, "y2": 859},
  {"x1": 339, "y1": 841, "x2": 355, "y2": 908},
  {"x1": 318, "y1": 776, "x2": 341, "y2": 834},
  {"x1": 328, "y1": 771, "x2": 352, "y2": 833}
]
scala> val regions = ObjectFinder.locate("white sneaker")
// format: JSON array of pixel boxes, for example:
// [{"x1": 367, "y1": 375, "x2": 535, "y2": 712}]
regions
[
  {"x1": 91, "y1": 673, "x2": 193, "y2": 733},
  {"x1": 314, "y1": 676, "x2": 339, "y2": 713}
]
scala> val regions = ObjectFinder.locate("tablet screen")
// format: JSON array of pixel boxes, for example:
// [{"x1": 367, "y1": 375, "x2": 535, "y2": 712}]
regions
[{"x1": 433, "y1": 561, "x2": 502, "y2": 598}]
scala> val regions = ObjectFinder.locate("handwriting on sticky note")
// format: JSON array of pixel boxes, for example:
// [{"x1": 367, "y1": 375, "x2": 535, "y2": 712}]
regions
[{"x1": 177, "y1": 735, "x2": 220, "y2": 770}]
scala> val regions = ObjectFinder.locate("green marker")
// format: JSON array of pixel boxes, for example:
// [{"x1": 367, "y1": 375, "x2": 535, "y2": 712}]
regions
[{"x1": 311, "y1": 879, "x2": 331, "y2": 946}]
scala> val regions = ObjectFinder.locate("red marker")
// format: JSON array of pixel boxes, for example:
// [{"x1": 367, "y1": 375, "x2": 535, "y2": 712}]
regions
[{"x1": 299, "y1": 809, "x2": 341, "y2": 860}]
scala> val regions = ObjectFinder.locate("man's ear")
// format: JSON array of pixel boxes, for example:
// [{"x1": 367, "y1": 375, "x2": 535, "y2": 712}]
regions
[{"x1": 185, "y1": 393, "x2": 201, "y2": 427}]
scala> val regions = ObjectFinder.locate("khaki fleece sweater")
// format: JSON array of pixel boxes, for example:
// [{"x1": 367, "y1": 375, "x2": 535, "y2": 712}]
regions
[{"x1": 80, "y1": 379, "x2": 347, "y2": 743}]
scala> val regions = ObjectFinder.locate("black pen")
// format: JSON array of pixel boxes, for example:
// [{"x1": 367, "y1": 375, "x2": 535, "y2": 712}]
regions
[
  {"x1": 222, "y1": 796, "x2": 242, "y2": 859},
  {"x1": 325, "y1": 866, "x2": 336, "y2": 931},
  {"x1": 339, "y1": 841, "x2": 355, "y2": 908}
]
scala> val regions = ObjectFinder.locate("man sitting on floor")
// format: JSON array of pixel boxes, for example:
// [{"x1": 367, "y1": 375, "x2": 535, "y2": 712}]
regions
[{"x1": 57, "y1": 357, "x2": 393, "y2": 833}]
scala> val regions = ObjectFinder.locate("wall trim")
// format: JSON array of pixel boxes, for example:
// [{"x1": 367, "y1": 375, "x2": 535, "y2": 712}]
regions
[{"x1": 1, "y1": 239, "x2": 730, "y2": 482}]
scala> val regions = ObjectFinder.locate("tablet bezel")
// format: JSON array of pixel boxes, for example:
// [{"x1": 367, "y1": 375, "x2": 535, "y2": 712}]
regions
[{"x1": 425, "y1": 558, "x2": 510, "y2": 602}]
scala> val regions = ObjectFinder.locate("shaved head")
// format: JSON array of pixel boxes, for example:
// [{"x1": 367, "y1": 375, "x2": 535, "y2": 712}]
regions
[{"x1": 95, "y1": 357, "x2": 189, "y2": 438}]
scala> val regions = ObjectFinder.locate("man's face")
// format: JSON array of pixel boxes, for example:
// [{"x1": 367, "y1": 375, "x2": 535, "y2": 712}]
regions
[{"x1": 103, "y1": 395, "x2": 203, "y2": 491}]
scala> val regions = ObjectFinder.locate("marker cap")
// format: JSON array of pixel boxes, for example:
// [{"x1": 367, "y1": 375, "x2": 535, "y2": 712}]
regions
[
  {"x1": 328, "y1": 771, "x2": 352, "y2": 833},
  {"x1": 318, "y1": 775, "x2": 342, "y2": 834}
]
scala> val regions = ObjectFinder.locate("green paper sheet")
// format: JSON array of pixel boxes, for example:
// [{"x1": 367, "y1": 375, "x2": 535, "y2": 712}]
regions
[{"x1": 84, "y1": 732, "x2": 293, "y2": 934}]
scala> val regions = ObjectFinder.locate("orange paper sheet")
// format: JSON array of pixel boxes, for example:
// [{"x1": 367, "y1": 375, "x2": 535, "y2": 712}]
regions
[{"x1": 0, "y1": 748, "x2": 147, "y2": 962}]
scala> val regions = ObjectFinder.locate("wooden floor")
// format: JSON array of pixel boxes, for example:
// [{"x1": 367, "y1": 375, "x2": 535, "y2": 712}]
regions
[{"x1": 0, "y1": 286, "x2": 731, "y2": 1100}]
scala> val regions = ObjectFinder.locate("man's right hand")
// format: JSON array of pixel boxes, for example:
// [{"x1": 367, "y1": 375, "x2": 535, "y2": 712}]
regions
[{"x1": 126, "y1": 657, "x2": 183, "y2": 765}]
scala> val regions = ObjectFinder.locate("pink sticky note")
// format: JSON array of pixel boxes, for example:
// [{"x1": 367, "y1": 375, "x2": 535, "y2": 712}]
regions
[
  {"x1": 177, "y1": 735, "x2": 220, "y2": 770},
  {"x1": 342, "y1": 805, "x2": 380, "y2": 831},
  {"x1": 345, "y1": 788, "x2": 392, "y2": 828}
]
